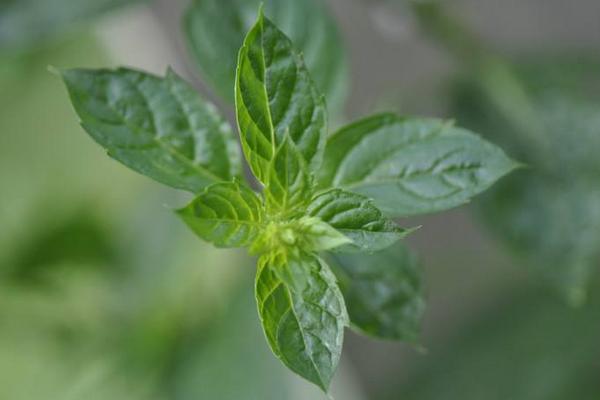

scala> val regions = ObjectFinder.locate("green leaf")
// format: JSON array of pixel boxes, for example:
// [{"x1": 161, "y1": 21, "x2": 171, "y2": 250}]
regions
[
  {"x1": 265, "y1": 135, "x2": 312, "y2": 213},
  {"x1": 307, "y1": 189, "x2": 411, "y2": 253},
  {"x1": 255, "y1": 251, "x2": 348, "y2": 392},
  {"x1": 250, "y1": 217, "x2": 351, "y2": 256},
  {"x1": 184, "y1": 0, "x2": 348, "y2": 116},
  {"x1": 61, "y1": 67, "x2": 241, "y2": 193},
  {"x1": 318, "y1": 113, "x2": 518, "y2": 217},
  {"x1": 235, "y1": 12, "x2": 327, "y2": 184},
  {"x1": 176, "y1": 181, "x2": 263, "y2": 248},
  {"x1": 329, "y1": 243, "x2": 424, "y2": 341}
]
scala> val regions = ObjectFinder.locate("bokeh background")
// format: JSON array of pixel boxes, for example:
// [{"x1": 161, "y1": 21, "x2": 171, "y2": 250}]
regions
[{"x1": 1, "y1": 0, "x2": 599, "y2": 399}]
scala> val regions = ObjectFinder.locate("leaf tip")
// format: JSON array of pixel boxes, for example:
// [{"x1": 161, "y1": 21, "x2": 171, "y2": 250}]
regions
[
  {"x1": 406, "y1": 225, "x2": 423, "y2": 236},
  {"x1": 165, "y1": 65, "x2": 177, "y2": 78},
  {"x1": 257, "y1": 2, "x2": 266, "y2": 20},
  {"x1": 512, "y1": 160, "x2": 529, "y2": 171},
  {"x1": 47, "y1": 65, "x2": 62, "y2": 77}
]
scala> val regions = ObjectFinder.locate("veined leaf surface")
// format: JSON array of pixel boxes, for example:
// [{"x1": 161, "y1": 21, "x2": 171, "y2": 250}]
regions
[
  {"x1": 318, "y1": 113, "x2": 517, "y2": 217},
  {"x1": 307, "y1": 189, "x2": 411, "y2": 253},
  {"x1": 255, "y1": 252, "x2": 347, "y2": 392},
  {"x1": 176, "y1": 181, "x2": 263, "y2": 248},
  {"x1": 235, "y1": 12, "x2": 326, "y2": 183},
  {"x1": 62, "y1": 67, "x2": 240, "y2": 192}
]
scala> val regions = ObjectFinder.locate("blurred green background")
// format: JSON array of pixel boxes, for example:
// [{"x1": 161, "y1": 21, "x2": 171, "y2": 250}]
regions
[{"x1": 1, "y1": 0, "x2": 599, "y2": 399}]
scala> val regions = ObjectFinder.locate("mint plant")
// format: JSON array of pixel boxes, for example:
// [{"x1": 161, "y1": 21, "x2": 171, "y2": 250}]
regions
[{"x1": 60, "y1": 10, "x2": 516, "y2": 392}]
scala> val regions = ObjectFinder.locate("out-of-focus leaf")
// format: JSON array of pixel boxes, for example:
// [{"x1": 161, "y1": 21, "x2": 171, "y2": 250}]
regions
[
  {"x1": 7, "y1": 211, "x2": 118, "y2": 284},
  {"x1": 176, "y1": 181, "x2": 264, "y2": 248},
  {"x1": 184, "y1": 0, "x2": 348, "y2": 116},
  {"x1": 171, "y1": 275, "x2": 290, "y2": 400},
  {"x1": 384, "y1": 287, "x2": 600, "y2": 400},
  {"x1": 0, "y1": 0, "x2": 144, "y2": 51},
  {"x1": 329, "y1": 243, "x2": 424, "y2": 341},
  {"x1": 453, "y1": 57, "x2": 600, "y2": 300},
  {"x1": 255, "y1": 251, "x2": 348, "y2": 392},
  {"x1": 318, "y1": 113, "x2": 518, "y2": 217},
  {"x1": 235, "y1": 12, "x2": 327, "y2": 183},
  {"x1": 61, "y1": 67, "x2": 241, "y2": 193},
  {"x1": 307, "y1": 189, "x2": 411, "y2": 253},
  {"x1": 479, "y1": 173, "x2": 600, "y2": 303}
]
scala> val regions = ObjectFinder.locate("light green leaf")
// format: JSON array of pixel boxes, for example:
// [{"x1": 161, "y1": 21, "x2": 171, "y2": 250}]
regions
[
  {"x1": 235, "y1": 11, "x2": 327, "y2": 184},
  {"x1": 307, "y1": 189, "x2": 412, "y2": 253},
  {"x1": 255, "y1": 251, "x2": 348, "y2": 392},
  {"x1": 250, "y1": 217, "x2": 351, "y2": 256},
  {"x1": 318, "y1": 113, "x2": 518, "y2": 217},
  {"x1": 61, "y1": 67, "x2": 241, "y2": 193},
  {"x1": 184, "y1": 0, "x2": 348, "y2": 116},
  {"x1": 176, "y1": 181, "x2": 263, "y2": 248},
  {"x1": 265, "y1": 135, "x2": 312, "y2": 213},
  {"x1": 329, "y1": 243, "x2": 424, "y2": 342}
]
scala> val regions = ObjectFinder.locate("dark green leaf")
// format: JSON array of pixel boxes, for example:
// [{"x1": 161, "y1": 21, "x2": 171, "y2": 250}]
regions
[
  {"x1": 255, "y1": 251, "x2": 348, "y2": 392},
  {"x1": 176, "y1": 181, "x2": 263, "y2": 248},
  {"x1": 307, "y1": 189, "x2": 411, "y2": 253},
  {"x1": 318, "y1": 113, "x2": 518, "y2": 217},
  {"x1": 265, "y1": 135, "x2": 312, "y2": 213},
  {"x1": 330, "y1": 243, "x2": 424, "y2": 341},
  {"x1": 184, "y1": 0, "x2": 348, "y2": 116},
  {"x1": 61, "y1": 67, "x2": 241, "y2": 192},
  {"x1": 235, "y1": 12, "x2": 327, "y2": 183}
]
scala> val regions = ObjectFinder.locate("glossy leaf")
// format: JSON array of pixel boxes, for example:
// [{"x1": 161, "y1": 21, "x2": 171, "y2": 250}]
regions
[
  {"x1": 235, "y1": 11, "x2": 327, "y2": 183},
  {"x1": 184, "y1": 0, "x2": 348, "y2": 116},
  {"x1": 265, "y1": 135, "x2": 312, "y2": 213},
  {"x1": 61, "y1": 67, "x2": 240, "y2": 193},
  {"x1": 330, "y1": 243, "x2": 424, "y2": 341},
  {"x1": 318, "y1": 113, "x2": 517, "y2": 217},
  {"x1": 176, "y1": 181, "x2": 263, "y2": 248},
  {"x1": 307, "y1": 189, "x2": 411, "y2": 253},
  {"x1": 255, "y1": 251, "x2": 348, "y2": 392}
]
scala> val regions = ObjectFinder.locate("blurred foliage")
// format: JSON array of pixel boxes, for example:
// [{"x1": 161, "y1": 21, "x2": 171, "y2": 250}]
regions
[
  {"x1": 404, "y1": 1, "x2": 600, "y2": 301},
  {"x1": 6, "y1": 211, "x2": 118, "y2": 284},
  {"x1": 453, "y1": 56, "x2": 600, "y2": 303},
  {"x1": 0, "y1": 0, "x2": 144, "y2": 52},
  {"x1": 383, "y1": 285, "x2": 600, "y2": 400}
]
